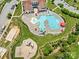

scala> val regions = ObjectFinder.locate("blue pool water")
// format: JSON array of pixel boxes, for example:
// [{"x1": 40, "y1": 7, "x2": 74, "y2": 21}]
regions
[
  {"x1": 47, "y1": 16, "x2": 61, "y2": 30},
  {"x1": 35, "y1": 15, "x2": 62, "y2": 32}
]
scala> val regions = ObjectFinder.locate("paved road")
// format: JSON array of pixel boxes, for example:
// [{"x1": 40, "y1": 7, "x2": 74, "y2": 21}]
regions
[
  {"x1": 54, "y1": 0, "x2": 79, "y2": 14},
  {"x1": 0, "y1": 0, "x2": 18, "y2": 35}
]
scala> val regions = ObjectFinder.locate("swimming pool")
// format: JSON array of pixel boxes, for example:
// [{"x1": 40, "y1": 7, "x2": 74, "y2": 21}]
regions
[
  {"x1": 47, "y1": 15, "x2": 61, "y2": 30},
  {"x1": 33, "y1": 15, "x2": 62, "y2": 32}
]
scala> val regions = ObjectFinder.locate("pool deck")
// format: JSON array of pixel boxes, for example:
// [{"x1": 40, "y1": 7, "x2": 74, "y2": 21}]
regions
[{"x1": 22, "y1": 10, "x2": 65, "y2": 36}]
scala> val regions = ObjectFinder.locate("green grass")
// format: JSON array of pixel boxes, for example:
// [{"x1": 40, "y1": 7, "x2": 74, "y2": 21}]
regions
[
  {"x1": 54, "y1": 8, "x2": 78, "y2": 36},
  {"x1": 44, "y1": 55, "x2": 56, "y2": 59},
  {"x1": 10, "y1": 2, "x2": 79, "y2": 59},
  {"x1": 40, "y1": 8, "x2": 78, "y2": 59},
  {"x1": 46, "y1": 0, "x2": 56, "y2": 10},
  {"x1": 65, "y1": 0, "x2": 73, "y2": 3},
  {"x1": 11, "y1": 12, "x2": 77, "y2": 58},
  {"x1": 65, "y1": 0, "x2": 79, "y2": 9},
  {"x1": 12, "y1": 15, "x2": 77, "y2": 47},
  {"x1": 68, "y1": 43, "x2": 79, "y2": 59},
  {"x1": 0, "y1": 0, "x2": 6, "y2": 13},
  {"x1": 6, "y1": 0, "x2": 12, "y2": 2},
  {"x1": 14, "y1": 2, "x2": 22, "y2": 16},
  {"x1": 42, "y1": 44, "x2": 53, "y2": 56}
]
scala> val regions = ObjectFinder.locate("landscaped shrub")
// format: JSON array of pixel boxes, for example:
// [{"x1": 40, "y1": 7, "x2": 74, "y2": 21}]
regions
[
  {"x1": 58, "y1": 3, "x2": 63, "y2": 8},
  {"x1": 61, "y1": 8, "x2": 79, "y2": 18},
  {"x1": 0, "y1": 1, "x2": 6, "y2": 13},
  {"x1": 54, "y1": 51, "x2": 72, "y2": 59},
  {"x1": 67, "y1": 34, "x2": 76, "y2": 44},
  {"x1": 7, "y1": 13, "x2": 12, "y2": 19},
  {"x1": 51, "y1": 0, "x2": 54, "y2": 4},
  {"x1": 73, "y1": 23, "x2": 79, "y2": 35},
  {"x1": 6, "y1": 0, "x2": 12, "y2": 2},
  {"x1": 43, "y1": 44, "x2": 53, "y2": 56},
  {"x1": 76, "y1": 25, "x2": 79, "y2": 31},
  {"x1": 74, "y1": 31, "x2": 79, "y2": 35},
  {"x1": 63, "y1": 52, "x2": 73, "y2": 59}
]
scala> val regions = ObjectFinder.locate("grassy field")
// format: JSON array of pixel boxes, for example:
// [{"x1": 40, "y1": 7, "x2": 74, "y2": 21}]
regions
[
  {"x1": 40, "y1": 7, "x2": 79, "y2": 59},
  {"x1": 10, "y1": 11, "x2": 78, "y2": 58},
  {"x1": 65, "y1": 0, "x2": 79, "y2": 9},
  {"x1": 46, "y1": 0, "x2": 56, "y2": 10},
  {"x1": 0, "y1": 0, "x2": 6, "y2": 13},
  {"x1": 14, "y1": 2, "x2": 22, "y2": 16},
  {"x1": 68, "y1": 43, "x2": 79, "y2": 59},
  {"x1": 7, "y1": 0, "x2": 79, "y2": 59}
]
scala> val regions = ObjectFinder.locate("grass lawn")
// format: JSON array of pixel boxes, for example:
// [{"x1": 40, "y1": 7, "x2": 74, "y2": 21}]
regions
[
  {"x1": 46, "y1": 0, "x2": 56, "y2": 10},
  {"x1": 11, "y1": 12, "x2": 77, "y2": 47},
  {"x1": 65, "y1": 0, "x2": 73, "y2": 3},
  {"x1": 44, "y1": 55, "x2": 56, "y2": 59},
  {"x1": 53, "y1": 8, "x2": 78, "y2": 36},
  {"x1": 39, "y1": 8, "x2": 79, "y2": 59},
  {"x1": 68, "y1": 43, "x2": 79, "y2": 59},
  {"x1": 0, "y1": 0, "x2": 6, "y2": 13},
  {"x1": 10, "y1": 11, "x2": 78, "y2": 59},
  {"x1": 14, "y1": 2, "x2": 22, "y2": 16},
  {"x1": 65, "y1": 0, "x2": 79, "y2": 9},
  {"x1": 9, "y1": 1, "x2": 79, "y2": 58}
]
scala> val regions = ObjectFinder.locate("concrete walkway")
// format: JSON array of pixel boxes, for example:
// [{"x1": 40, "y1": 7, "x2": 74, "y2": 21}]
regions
[
  {"x1": 15, "y1": 38, "x2": 37, "y2": 59},
  {"x1": 52, "y1": 7, "x2": 58, "y2": 11},
  {"x1": 54, "y1": 0, "x2": 79, "y2": 14}
]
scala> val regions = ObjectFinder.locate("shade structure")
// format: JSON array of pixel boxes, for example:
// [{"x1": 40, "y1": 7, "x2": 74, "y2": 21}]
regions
[{"x1": 60, "y1": 22, "x2": 65, "y2": 27}]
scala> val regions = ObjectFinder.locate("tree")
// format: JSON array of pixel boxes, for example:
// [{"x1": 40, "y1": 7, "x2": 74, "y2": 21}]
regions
[
  {"x1": 74, "y1": 0, "x2": 77, "y2": 3},
  {"x1": 63, "y1": 52, "x2": 73, "y2": 59},
  {"x1": 61, "y1": 8, "x2": 79, "y2": 18},
  {"x1": 58, "y1": 3, "x2": 63, "y2": 8},
  {"x1": 6, "y1": 0, "x2": 12, "y2": 2},
  {"x1": 55, "y1": 52, "x2": 73, "y2": 59},
  {"x1": 73, "y1": 23, "x2": 79, "y2": 35},
  {"x1": 67, "y1": 34, "x2": 76, "y2": 44},
  {"x1": 51, "y1": 0, "x2": 54, "y2": 4},
  {"x1": 7, "y1": 13, "x2": 12, "y2": 19},
  {"x1": 43, "y1": 44, "x2": 53, "y2": 56}
]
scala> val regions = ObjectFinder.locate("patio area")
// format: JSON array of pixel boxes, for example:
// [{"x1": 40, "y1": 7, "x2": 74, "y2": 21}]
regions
[
  {"x1": 5, "y1": 26, "x2": 20, "y2": 42},
  {"x1": 15, "y1": 38, "x2": 37, "y2": 59},
  {"x1": 22, "y1": 10, "x2": 65, "y2": 36}
]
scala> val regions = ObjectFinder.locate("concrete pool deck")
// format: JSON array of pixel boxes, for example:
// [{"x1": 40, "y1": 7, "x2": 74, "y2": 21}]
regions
[{"x1": 22, "y1": 10, "x2": 65, "y2": 36}]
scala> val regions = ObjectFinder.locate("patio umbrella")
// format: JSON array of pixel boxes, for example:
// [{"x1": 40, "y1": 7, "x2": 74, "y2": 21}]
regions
[{"x1": 60, "y1": 22, "x2": 65, "y2": 27}]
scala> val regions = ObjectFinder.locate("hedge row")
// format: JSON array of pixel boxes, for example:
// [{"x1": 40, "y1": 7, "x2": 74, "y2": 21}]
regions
[
  {"x1": 43, "y1": 44, "x2": 53, "y2": 56},
  {"x1": 61, "y1": 8, "x2": 79, "y2": 19},
  {"x1": 0, "y1": 1, "x2": 6, "y2": 13}
]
